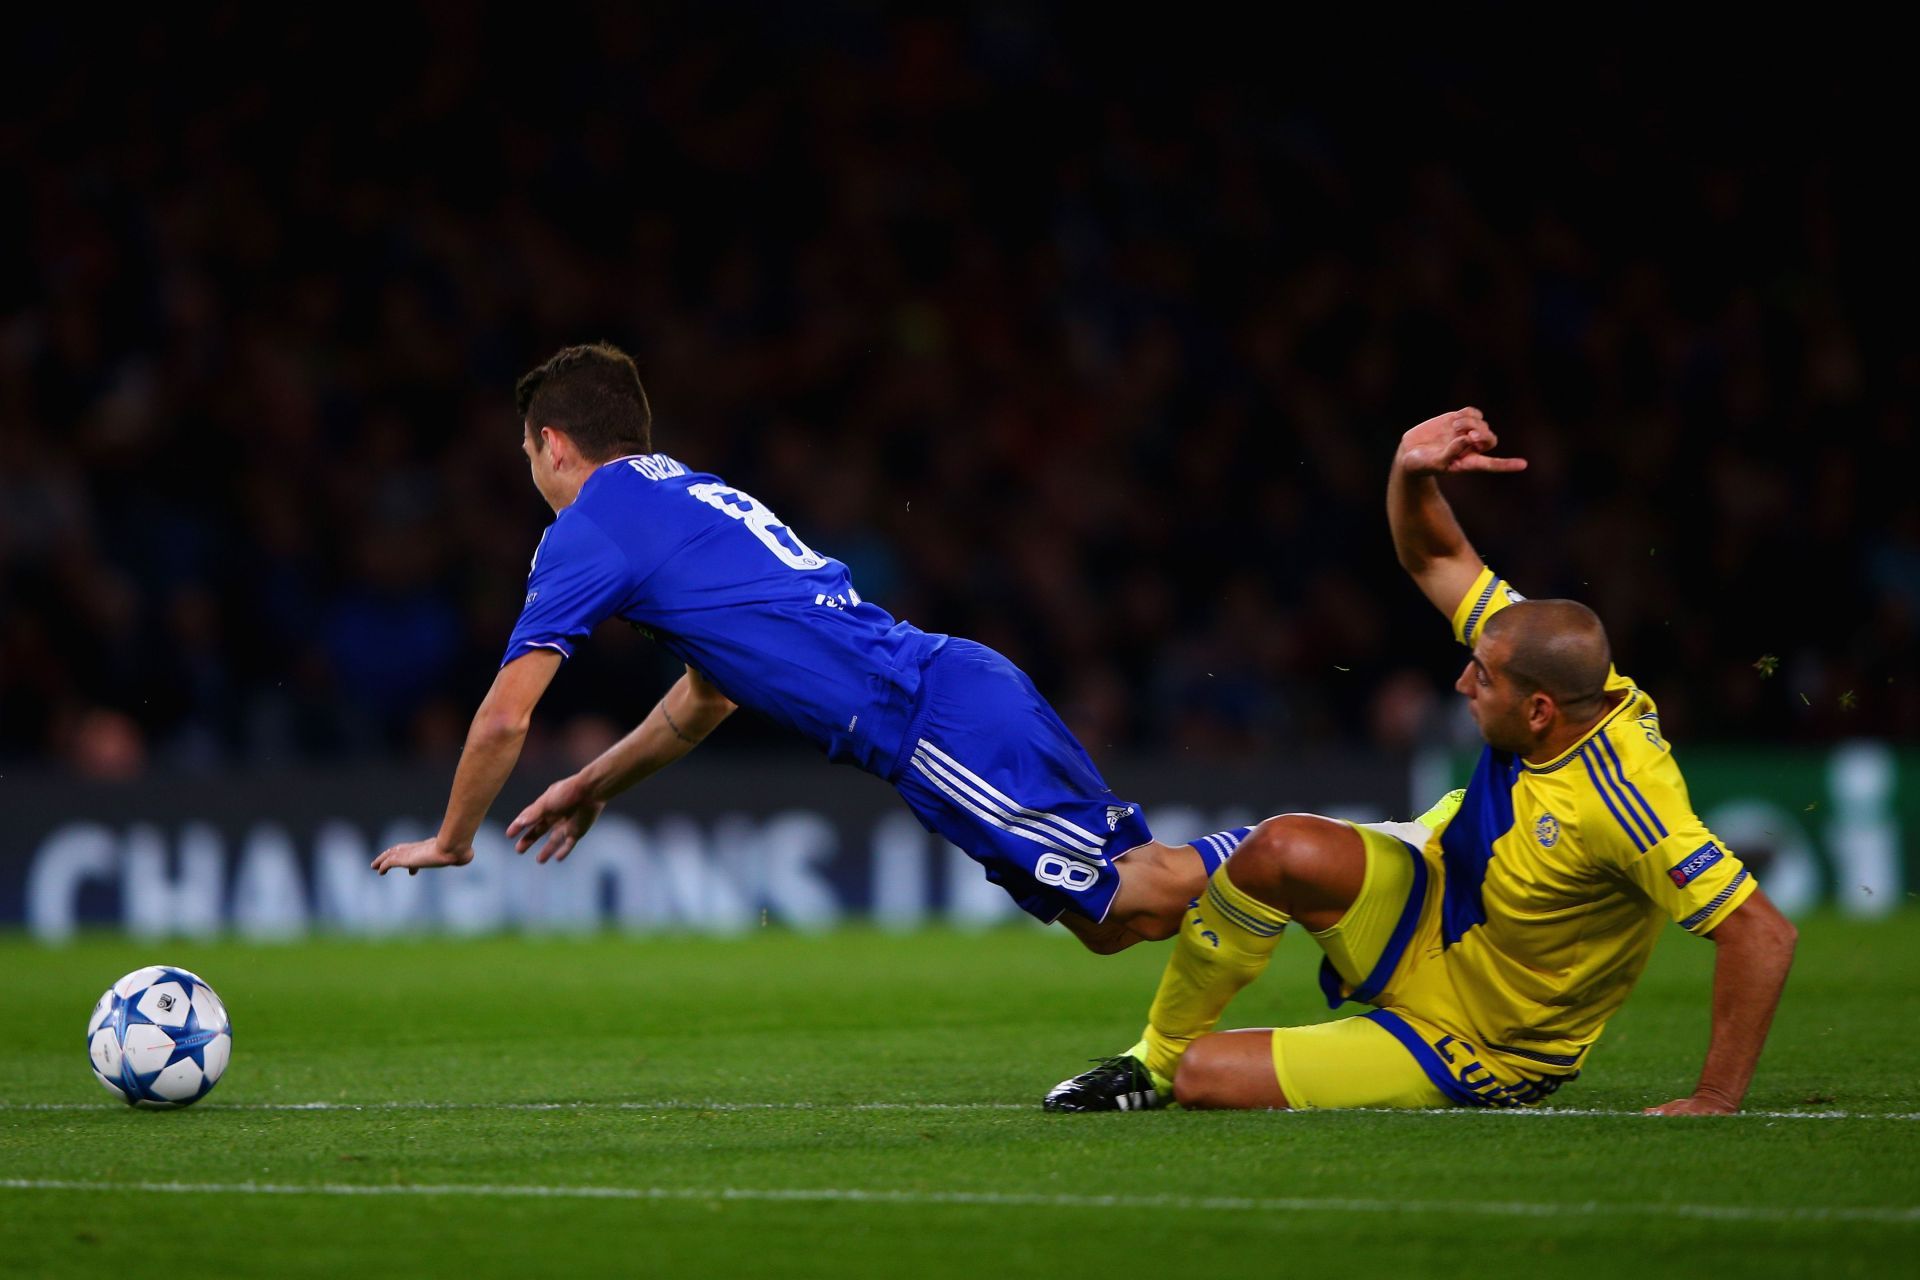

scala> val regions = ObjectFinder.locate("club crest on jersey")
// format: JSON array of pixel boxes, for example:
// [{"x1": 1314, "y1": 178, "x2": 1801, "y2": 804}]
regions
[
  {"x1": 1534, "y1": 812, "x2": 1560, "y2": 847},
  {"x1": 1669, "y1": 842, "x2": 1723, "y2": 888}
]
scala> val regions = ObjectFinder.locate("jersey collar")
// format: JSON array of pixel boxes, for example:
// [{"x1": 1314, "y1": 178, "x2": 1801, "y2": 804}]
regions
[
  {"x1": 572, "y1": 454, "x2": 650, "y2": 504},
  {"x1": 1521, "y1": 685, "x2": 1644, "y2": 774}
]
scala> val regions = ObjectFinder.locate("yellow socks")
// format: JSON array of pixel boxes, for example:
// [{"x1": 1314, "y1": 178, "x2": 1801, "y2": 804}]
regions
[{"x1": 1138, "y1": 862, "x2": 1290, "y2": 1082}]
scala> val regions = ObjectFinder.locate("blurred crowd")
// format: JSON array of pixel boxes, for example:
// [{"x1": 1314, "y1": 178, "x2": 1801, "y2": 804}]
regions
[{"x1": 2, "y1": 9, "x2": 1912, "y2": 778}]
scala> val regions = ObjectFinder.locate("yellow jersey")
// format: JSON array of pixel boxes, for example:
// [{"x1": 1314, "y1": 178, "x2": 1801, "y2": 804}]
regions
[{"x1": 1395, "y1": 567, "x2": 1758, "y2": 1085}]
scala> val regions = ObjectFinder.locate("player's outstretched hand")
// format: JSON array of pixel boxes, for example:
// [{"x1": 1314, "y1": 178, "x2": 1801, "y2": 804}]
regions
[
  {"x1": 1396, "y1": 407, "x2": 1528, "y2": 477},
  {"x1": 371, "y1": 838, "x2": 474, "y2": 876},
  {"x1": 508, "y1": 774, "x2": 607, "y2": 864},
  {"x1": 1643, "y1": 1094, "x2": 1739, "y2": 1116}
]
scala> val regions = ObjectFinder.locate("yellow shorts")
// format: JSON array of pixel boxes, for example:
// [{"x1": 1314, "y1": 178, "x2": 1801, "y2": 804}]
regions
[
  {"x1": 1311, "y1": 820, "x2": 1441, "y2": 1006},
  {"x1": 1270, "y1": 1012, "x2": 1452, "y2": 1109},
  {"x1": 1268, "y1": 821, "x2": 1574, "y2": 1110}
]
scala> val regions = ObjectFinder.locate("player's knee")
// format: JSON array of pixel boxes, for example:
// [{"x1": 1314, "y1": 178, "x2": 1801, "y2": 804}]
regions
[
  {"x1": 1171, "y1": 1046, "x2": 1218, "y2": 1109},
  {"x1": 1125, "y1": 911, "x2": 1181, "y2": 944},
  {"x1": 1059, "y1": 911, "x2": 1147, "y2": 955},
  {"x1": 1171, "y1": 1038, "x2": 1238, "y2": 1110},
  {"x1": 1227, "y1": 814, "x2": 1343, "y2": 905},
  {"x1": 1074, "y1": 929, "x2": 1138, "y2": 956},
  {"x1": 1095, "y1": 902, "x2": 1180, "y2": 946}
]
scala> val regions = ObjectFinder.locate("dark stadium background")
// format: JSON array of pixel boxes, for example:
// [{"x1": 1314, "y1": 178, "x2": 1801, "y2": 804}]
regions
[
  {"x1": 2, "y1": 10, "x2": 1909, "y2": 778},
  {"x1": 7, "y1": 22, "x2": 1918, "y2": 1273}
]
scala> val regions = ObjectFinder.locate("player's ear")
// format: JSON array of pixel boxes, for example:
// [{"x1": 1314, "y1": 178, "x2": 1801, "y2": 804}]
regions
[{"x1": 1526, "y1": 691, "x2": 1556, "y2": 733}]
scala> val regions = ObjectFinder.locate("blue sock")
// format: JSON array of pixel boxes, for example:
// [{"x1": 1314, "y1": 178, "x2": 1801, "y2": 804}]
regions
[{"x1": 1188, "y1": 826, "x2": 1254, "y2": 876}]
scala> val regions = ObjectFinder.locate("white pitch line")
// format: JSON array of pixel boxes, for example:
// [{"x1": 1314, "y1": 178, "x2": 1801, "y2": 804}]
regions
[
  {"x1": 1350, "y1": 1106, "x2": 1920, "y2": 1121},
  {"x1": 1, "y1": 1178, "x2": 1915, "y2": 1225},
  {"x1": 0, "y1": 1100, "x2": 1026, "y2": 1114},
  {"x1": 2, "y1": 1100, "x2": 1917, "y2": 1120}
]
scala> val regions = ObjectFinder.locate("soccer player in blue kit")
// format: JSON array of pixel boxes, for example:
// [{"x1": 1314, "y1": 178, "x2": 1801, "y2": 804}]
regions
[{"x1": 372, "y1": 343, "x2": 1238, "y2": 953}]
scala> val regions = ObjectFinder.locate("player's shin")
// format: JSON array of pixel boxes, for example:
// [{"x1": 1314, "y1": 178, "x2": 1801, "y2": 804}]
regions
[{"x1": 1138, "y1": 861, "x2": 1289, "y2": 1083}]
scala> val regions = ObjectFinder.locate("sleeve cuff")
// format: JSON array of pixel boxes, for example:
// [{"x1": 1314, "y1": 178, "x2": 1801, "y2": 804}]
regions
[
  {"x1": 1681, "y1": 868, "x2": 1758, "y2": 934},
  {"x1": 1451, "y1": 567, "x2": 1501, "y2": 646},
  {"x1": 501, "y1": 639, "x2": 572, "y2": 667}
]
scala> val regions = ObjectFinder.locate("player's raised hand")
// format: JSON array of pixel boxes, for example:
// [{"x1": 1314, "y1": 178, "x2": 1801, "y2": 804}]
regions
[
  {"x1": 507, "y1": 773, "x2": 607, "y2": 864},
  {"x1": 371, "y1": 838, "x2": 474, "y2": 876},
  {"x1": 1396, "y1": 408, "x2": 1528, "y2": 477}
]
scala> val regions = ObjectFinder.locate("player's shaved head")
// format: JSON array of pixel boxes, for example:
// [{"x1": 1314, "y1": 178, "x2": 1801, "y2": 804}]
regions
[
  {"x1": 516, "y1": 342, "x2": 653, "y2": 461},
  {"x1": 1482, "y1": 600, "x2": 1612, "y2": 711}
]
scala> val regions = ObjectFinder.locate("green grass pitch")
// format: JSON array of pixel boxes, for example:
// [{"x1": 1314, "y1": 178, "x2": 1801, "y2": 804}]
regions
[{"x1": 4, "y1": 914, "x2": 1917, "y2": 1278}]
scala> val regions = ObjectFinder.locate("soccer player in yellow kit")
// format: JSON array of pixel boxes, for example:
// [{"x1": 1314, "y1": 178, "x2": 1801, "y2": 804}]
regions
[{"x1": 1044, "y1": 408, "x2": 1798, "y2": 1114}]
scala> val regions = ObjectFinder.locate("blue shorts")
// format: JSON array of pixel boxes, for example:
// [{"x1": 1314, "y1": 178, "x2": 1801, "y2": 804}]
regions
[{"x1": 890, "y1": 639, "x2": 1154, "y2": 923}]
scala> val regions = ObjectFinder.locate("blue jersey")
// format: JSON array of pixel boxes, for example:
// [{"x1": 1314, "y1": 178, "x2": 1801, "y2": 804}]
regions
[{"x1": 504, "y1": 454, "x2": 946, "y2": 778}]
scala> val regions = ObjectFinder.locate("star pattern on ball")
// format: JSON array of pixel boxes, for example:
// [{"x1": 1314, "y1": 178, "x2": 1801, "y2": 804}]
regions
[{"x1": 87, "y1": 966, "x2": 233, "y2": 1109}]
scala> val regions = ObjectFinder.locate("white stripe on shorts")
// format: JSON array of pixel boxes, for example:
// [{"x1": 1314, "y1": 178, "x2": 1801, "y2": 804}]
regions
[
  {"x1": 909, "y1": 747, "x2": 1105, "y2": 860},
  {"x1": 909, "y1": 750, "x2": 1105, "y2": 865},
  {"x1": 914, "y1": 739, "x2": 1107, "y2": 854}
]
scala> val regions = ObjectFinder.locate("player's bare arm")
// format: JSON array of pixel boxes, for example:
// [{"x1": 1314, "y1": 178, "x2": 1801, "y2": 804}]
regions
[
  {"x1": 372, "y1": 649, "x2": 563, "y2": 876},
  {"x1": 1646, "y1": 888, "x2": 1798, "y2": 1115},
  {"x1": 1387, "y1": 407, "x2": 1527, "y2": 617},
  {"x1": 506, "y1": 665, "x2": 737, "y2": 863}
]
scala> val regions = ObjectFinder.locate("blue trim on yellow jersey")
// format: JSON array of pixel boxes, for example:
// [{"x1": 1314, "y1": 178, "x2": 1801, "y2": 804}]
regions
[
  {"x1": 1487, "y1": 1041, "x2": 1586, "y2": 1069},
  {"x1": 1581, "y1": 745, "x2": 1650, "y2": 853},
  {"x1": 1318, "y1": 834, "x2": 1430, "y2": 1010},
  {"x1": 1316, "y1": 957, "x2": 1342, "y2": 1009},
  {"x1": 1680, "y1": 867, "x2": 1751, "y2": 931},
  {"x1": 1461, "y1": 576, "x2": 1503, "y2": 645},
  {"x1": 1597, "y1": 734, "x2": 1668, "y2": 839},
  {"x1": 1363, "y1": 1010, "x2": 1487, "y2": 1107},
  {"x1": 1518, "y1": 689, "x2": 1644, "y2": 774},
  {"x1": 1590, "y1": 740, "x2": 1657, "y2": 846},
  {"x1": 1438, "y1": 747, "x2": 1521, "y2": 947}
]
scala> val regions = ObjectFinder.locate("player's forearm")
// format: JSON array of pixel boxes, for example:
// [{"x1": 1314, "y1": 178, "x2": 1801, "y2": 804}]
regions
[
  {"x1": 577, "y1": 714, "x2": 692, "y2": 801},
  {"x1": 579, "y1": 677, "x2": 734, "y2": 801},
  {"x1": 434, "y1": 719, "x2": 529, "y2": 855},
  {"x1": 1691, "y1": 911, "x2": 1798, "y2": 1108},
  {"x1": 1386, "y1": 463, "x2": 1474, "y2": 574}
]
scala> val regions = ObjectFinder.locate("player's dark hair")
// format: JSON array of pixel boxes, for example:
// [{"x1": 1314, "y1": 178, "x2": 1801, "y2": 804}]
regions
[
  {"x1": 1485, "y1": 600, "x2": 1612, "y2": 712},
  {"x1": 515, "y1": 342, "x2": 653, "y2": 460}
]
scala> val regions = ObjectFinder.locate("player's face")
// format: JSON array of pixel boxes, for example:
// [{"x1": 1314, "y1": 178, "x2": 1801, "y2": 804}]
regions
[
  {"x1": 1457, "y1": 642, "x2": 1531, "y2": 753},
  {"x1": 522, "y1": 422, "x2": 564, "y2": 512}
]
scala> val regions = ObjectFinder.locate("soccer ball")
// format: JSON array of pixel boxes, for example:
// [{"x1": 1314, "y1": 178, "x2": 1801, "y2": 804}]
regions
[{"x1": 86, "y1": 966, "x2": 233, "y2": 1109}]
